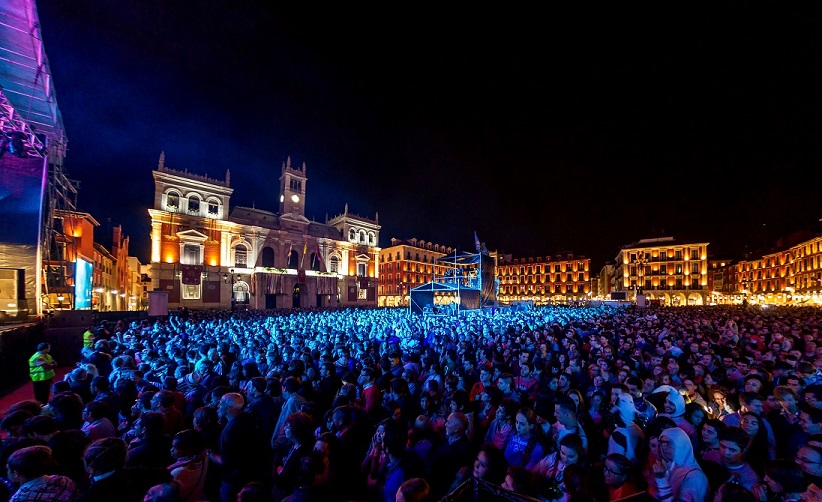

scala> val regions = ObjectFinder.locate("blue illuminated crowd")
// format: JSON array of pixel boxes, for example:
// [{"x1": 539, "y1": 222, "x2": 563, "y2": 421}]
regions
[{"x1": 3, "y1": 303, "x2": 822, "y2": 502}]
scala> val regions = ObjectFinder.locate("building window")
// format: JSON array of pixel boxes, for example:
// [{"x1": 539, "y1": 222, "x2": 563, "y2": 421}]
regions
[
  {"x1": 235, "y1": 245, "x2": 247, "y2": 267},
  {"x1": 330, "y1": 256, "x2": 340, "y2": 273},
  {"x1": 207, "y1": 200, "x2": 219, "y2": 217},
  {"x1": 166, "y1": 192, "x2": 179, "y2": 211},
  {"x1": 181, "y1": 244, "x2": 201, "y2": 265},
  {"x1": 357, "y1": 263, "x2": 366, "y2": 276},
  {"x1": 187, "y1": 196, "x2": 200, "y2": 214},
  {"x1": 182, "y1": 284, "x2": 200, "y2": 300}
]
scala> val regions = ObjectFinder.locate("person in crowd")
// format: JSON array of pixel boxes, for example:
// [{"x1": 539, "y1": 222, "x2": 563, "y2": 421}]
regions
[
  {"x1": 750, "y1": 459, "x2": 808, "y2": 502},
  {"x1": 168, "y1": 429, "x2": 209, "y2": 502},
  {"x1": 396, "y1": 477, "x2": 431, "y2": 502},
  {"x1": 6, "y1": 445, "x2": 77, "y2": 502},
  {"x1": 699, "y1": 418, "x2": 727, "y2": 465},
  {"x1": 448, "y1": 443, "x2": 508, "y2": 492},
  {"x1": 502, "y1": 465, "x2": 539, "y2": 498},
  {"x1": 272, "y1": 411, "x2": 315, "y2": 499},
  {"x1": 29, "y1": 343, "x2": 57, "y2": 405},
  {"x1": 80, "y1": 401, "x2": 116, "y2": 442},
  {"x1": 271, "y1": 376, "x2": 308, "y2": 456},
  {"x1": 598, "y1": 452, "x2": 641, "y2": 501},
  {"x1": 739, "y1": 411, "x2": 772, "y2": 475},
  {"x1": 207, "y1": 392, "x2": 267, "y2": 502},
  {"x1": 607, "y1": 393, "x2": 644, "y2": 464},
  {"x1": 77, "y1": 437, "x2": 139, "y2": 502},
  {"x1": 532, "y1": 433, "x2": 586, "y2": 502},
  {"x1": 429, "y1": 412, "x2": 472, "y2": 497},
  {"x1": 718, "y1": 426, "x2": 760, "y2": 491},
  {"x1": 551, "y1": 395, "x2": 590, "y2": 456},
  {"x1": 504, "y1": 408, "x2": 545, "y2": 471},
  {"x1": 652, "y1": 427, "x2": 709, "y2": 502}
]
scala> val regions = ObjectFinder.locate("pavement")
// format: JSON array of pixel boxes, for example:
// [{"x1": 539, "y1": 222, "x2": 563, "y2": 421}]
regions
[{"x1": 0, "y1": 366, "x2": 72, "y2": 413}]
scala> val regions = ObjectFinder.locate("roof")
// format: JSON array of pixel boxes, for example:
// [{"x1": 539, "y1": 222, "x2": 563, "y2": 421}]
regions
[{"x1": 0, "y1": 0, "x2": 66, "y2": 150}]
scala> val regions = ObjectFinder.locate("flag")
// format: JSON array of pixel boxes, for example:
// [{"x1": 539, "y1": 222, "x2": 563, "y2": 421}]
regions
[
  {"x1": 315, "y1": 243, "x2": 325, "y2": 272},
  {"x1": 474, "y1": 231, "x2": 481, "y2": 252},
  {"x1": 300, "y1": 242, "x2": 307, "y2": 268}
]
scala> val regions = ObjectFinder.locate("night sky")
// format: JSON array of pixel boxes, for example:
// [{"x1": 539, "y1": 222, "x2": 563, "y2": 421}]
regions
[{"x1": 34, "y1": 2, "x2": 822, "y2": 269}]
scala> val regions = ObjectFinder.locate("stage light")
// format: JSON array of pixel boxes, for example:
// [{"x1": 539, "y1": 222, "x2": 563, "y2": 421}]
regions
[{"x1": 6, "y1": 132, "x2": 26, "y2": 156}]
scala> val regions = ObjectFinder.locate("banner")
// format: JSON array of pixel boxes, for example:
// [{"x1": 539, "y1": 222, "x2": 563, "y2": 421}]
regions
[
  {"x1": 180, "y1": 265, "x2": 202, "y2": 285},
  {"x1": 316, "y1": 275, "x2": 337, "y2": 295}
]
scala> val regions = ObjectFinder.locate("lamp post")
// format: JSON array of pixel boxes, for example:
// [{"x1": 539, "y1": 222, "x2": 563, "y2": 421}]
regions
[
  {"x1": 632, "y1": 254, "x2": 648, "y2": 298},
  {"x1": 741, "y1": 278, "x2": 752, "y2": 307},
  {"x1": 223, "y1": 268, "x2": 241, "y2": 311}
]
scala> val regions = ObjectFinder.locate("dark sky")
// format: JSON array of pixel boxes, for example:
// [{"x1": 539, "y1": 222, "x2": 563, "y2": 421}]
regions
[{"x1": 35, "y1": 2, "x2": 822, "y2": 269}]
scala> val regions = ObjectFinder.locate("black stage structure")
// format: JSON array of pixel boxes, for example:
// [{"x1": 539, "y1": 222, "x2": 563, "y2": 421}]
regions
[{"x1": 409, "y1": 250, "x2": 497, "y2": 316}]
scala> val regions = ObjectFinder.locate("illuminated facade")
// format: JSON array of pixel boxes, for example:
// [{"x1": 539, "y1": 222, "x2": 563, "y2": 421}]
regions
[
  {"x1": 497, "y1": 252, "x2": 591, "y2": 305},
  {"x1": 147, "y1": 154, "x2": 380, "y2": 310},
  {"x1": 725, "y1": 235, "x2": 822, "y2": 306},
  {"x1": 44, "y1": 211, "x2": 142, "y2": 311},
  {"x1": 614, "y1": 237, "x2": 709, "y2": 306},
  {"x1": 791, "y1": 235, "x2": 822, "y2": 303},
  {"x1": 378, "y1": 239, "x2": 456, "y2": 307}
]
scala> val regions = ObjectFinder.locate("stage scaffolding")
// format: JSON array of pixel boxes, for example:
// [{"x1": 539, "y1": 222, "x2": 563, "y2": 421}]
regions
[{"x1": 0, "y1": 0, "x2": 71, "y2": 316}]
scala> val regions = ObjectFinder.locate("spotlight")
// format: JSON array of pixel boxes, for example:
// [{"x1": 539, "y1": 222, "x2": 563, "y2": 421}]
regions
[{"x1": 6, "y1": 132, "x2": 26, "y2": 157}]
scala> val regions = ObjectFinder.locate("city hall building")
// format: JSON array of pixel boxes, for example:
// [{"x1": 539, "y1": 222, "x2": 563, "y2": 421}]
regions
[{"x1": 146, "y1": 154, "x2": 380, "y2": 310}]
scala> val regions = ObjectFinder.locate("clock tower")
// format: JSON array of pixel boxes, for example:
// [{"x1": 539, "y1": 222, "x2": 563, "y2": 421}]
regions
[{"x1": 279, "y1": 156, "x2": 307, "y2": 218}]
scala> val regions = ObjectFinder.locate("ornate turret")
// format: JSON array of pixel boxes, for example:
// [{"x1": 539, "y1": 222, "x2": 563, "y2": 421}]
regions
[{"x1": 279, "y1": 155, "x2": 307, "y2": 218}]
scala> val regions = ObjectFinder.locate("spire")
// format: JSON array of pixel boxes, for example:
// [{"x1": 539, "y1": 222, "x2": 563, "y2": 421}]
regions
[
  {"x1": 286, "y1": 156, "x2": 292, "y2": 168},
  {"x1": 375, "y1": 211, "x2": 379, "y2": 223},
  {"x1": 225, "y1": 169, "x2": 231, "y2": 186},
  {"x1": 302, "y1": 161, "x2": 306, "y2": 174},
  {"x1": 158, "y1": 151, "x2": 165, "y2": 170},
  {"x1": 325, "y1": 212, "x2": 329, "y2": 223},
  {"x1": 344, "y1": 203, "x2": 348, "y2": 215}
]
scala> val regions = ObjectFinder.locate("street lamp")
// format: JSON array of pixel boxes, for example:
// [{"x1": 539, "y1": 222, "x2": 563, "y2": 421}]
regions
[
  {"x1": 223, "y1": 268, "x2": 241, "y2": 311},
  {"x1": 632, "y1": 254, "x2": 648, "y2": 297}
]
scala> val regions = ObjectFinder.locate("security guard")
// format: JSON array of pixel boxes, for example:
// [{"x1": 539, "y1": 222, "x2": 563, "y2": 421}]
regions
[
  {"x1": 83, "y1": 326, "x2": 95, "y2": 348},
  {"x1": 29, "y1": 342, "x2": 57, "y2": 404}
]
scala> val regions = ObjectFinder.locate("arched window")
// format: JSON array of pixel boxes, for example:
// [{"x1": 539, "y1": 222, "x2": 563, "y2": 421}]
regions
[
  {"x1": 187, "y1": 195, "x2": 200, "y2": 214},
  {"x1": 233, "y1": 281, "x2": 250, "y2": 304},
  {"x1": 261, "y1": 247, "x2": 275, "y2": 267},
  {"x1": 207, "y1": 198, "x2": 220, "y2": 217},
  {"x1": 311, "y1": 252, "x2": 321, "y2": 271},
  {"x1": 234, "y1": 245, "x2": 248, "y2": 267},
  {"x1": 166, "y1": 191, "x2": 180, "y2": 211},
  {"x1": 288, "y1": 250, "x2": 299, "y2": 269},
  {"x1": 359, "y1": 230, "x2": 367, "y2": 243},
  {"x1": 329, "y1": 256, "x2": 340, "y2": 273},
  {"x1": 349, "y1": 229, "x2": 357, "y2": 241},
  {"x1": 369, "y1": 232, "x2": 376, "y2": 245}
]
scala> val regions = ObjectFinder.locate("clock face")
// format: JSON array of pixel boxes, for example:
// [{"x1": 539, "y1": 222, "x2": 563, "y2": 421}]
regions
[
  {"x1": 291, "y1": 194, "x2": 300, "y2": 203},
  {"x1": 279, "y1": 195, "x2": 284, "y2": 203}
]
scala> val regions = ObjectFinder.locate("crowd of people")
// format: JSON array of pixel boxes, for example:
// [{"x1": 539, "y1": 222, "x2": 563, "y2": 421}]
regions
[{"x1": 2, "y1": 303, "x2": 822, "y2": 502}]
